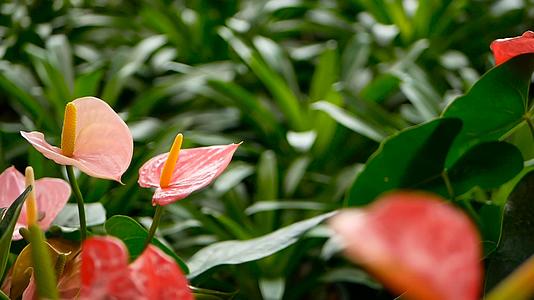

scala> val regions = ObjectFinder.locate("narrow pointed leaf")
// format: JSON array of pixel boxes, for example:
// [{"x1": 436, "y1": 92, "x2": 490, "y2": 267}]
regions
[
  {"x1": 187, "y1": 212, "x2": 335, "y2": 279},
  {"x1": 0, "y1": 186, "x2": 31, "y2": 277}
]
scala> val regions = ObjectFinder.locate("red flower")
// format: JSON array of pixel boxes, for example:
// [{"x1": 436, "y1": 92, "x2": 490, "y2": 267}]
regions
[
  {"x1": 490, "y1": 31, "x2": 534, "y2": 65},
  {"x1": 81, "y1": 236, "x2": 192, "y2": 300},
  {"x1": 330, "y1": 192, "x2": 482, "y2": 300}
]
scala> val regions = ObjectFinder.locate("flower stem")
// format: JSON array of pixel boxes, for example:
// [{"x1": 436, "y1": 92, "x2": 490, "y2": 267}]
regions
[
  {"x1": 66, "y1": 166, "x2": 87, "y2": 241},
  {"x1": 144, "y1": 205, "x2": 164, "y2": 248}
]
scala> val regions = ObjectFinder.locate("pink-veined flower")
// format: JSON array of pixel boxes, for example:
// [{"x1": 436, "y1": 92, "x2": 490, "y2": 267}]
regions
[
  {"x1": 490, "y1": 31, "x2": 534, "y2": 65},
  {"x1": 81, "y1": 236, "x2": 192, "y2": 300},
  {"x1": 330, "y1": 192, "x2": 482, "y2": 300},
  {"x1": 0, "y1": 166, "x2": 70, "y2": 240},
  {"x1": 20, "y1": 97, "x2": 133, "y2": 182},
  {"x1": 138, "y1": 134, "x2": 240, "y2": 205}
]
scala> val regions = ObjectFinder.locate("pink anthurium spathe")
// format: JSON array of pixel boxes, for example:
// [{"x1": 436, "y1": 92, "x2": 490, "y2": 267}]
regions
[
  {"x1": 0, "y1": 166, "x2": 70, "y2": 240},
  {"x1": 81, "y1": 236, "x2": 193, "y2": 300},
  {"x1": 138, "y1": 134, "x2": 240, "y2": 205},
  {"x1": 330, "y1": 192, "x2": 482, "y2": 300},
  {"x1": 490, "y1": 31, "x2": 534, "y2": 65},
  {"x1": 20, "y1": 97, "x2": 133, "y2": 182}
]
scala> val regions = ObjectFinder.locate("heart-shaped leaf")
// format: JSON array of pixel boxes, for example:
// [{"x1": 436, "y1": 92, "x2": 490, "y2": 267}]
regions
[
  {"x1": 347, "y1": 118, "x2": 524, "y2": 206},
  {"x1": 187, "y1": 212, "x2": 335, "y2": 278},
  {"x1": 0, "y1": 186, "x2": 31, "y2": 278},
  {"x1": 443, "y1": 54, "x2": 534, "y2": 165},
  {"x1": 104, "y1": 215, "x2": 188, "y2": 274},
  {"x1": 347, "y1": 118, "x2": 461, "y2": 206}
]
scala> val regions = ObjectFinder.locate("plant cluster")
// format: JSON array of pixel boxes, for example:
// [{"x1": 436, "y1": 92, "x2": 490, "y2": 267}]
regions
[{"x1": 0, "y1": 1, "x2": 533, "y2": 299}]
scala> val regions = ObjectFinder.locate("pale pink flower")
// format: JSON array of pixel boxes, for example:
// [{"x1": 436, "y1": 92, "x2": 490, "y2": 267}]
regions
[
  {"x1": 0, "y1": 166, "x2": 70, "y2": 240},
  {"x1": 330, "y1": 192, "x2": 482, "y2": 300},
  {"x1": 138, "y1": 135, "x2": 240, "y2": 206},
  {"x1": 81, "y1": 236, "x2": 192, "y2": 300},
  {"x1": 20, "y1": 97, "x2": 133, "y2": 182}
]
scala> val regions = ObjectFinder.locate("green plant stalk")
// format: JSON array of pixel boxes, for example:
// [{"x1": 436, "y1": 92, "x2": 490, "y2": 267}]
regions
[
  {"x1": 144, "y1": 204, "x2": 164, "y2": 248},
  {"x1": 525, "y1": 117, "x2": 534, "y2": 140},
  {"x1": 65, "y1": 166, "x2": 87, "y2": 241},
  {"x1": 28, "y1": 225, "x2": 59, "y2": 300},
  {"x1": 486, "y1": 255, "x2": 534, "y2": 300}
]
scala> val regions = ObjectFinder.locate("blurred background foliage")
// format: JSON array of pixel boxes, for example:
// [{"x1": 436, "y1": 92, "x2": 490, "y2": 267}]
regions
[{"x1": 0, "y1": 0, "x2": 533, "y2": 299}]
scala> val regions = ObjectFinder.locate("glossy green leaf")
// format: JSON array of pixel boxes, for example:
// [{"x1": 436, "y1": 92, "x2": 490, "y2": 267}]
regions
[
  {"x1": 347, "y1": 118, "x2": 461, "y2": 206},
  {"x1": 0, "y1": 186, "x2": 31, "y2": 278},
  {"x1": 104, "y1": 215, "x2": 189, "y2": 274},
  {"x1": 485, "y1": 171, "x2": 534, "y2": 291},
  {"x1": 443, "y1": 54, "x2": 534, "y2": 165},
  {"x1": 348, "y1": 118, "x2": 524, "y2": 206},
  {"x1": 187, "y1": 212, "x2": 335, "y2": 278}
]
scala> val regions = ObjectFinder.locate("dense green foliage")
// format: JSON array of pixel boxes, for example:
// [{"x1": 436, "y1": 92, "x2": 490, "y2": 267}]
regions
[{"x1": 0, "y1": 1, "x2": 533, "y2": 299}]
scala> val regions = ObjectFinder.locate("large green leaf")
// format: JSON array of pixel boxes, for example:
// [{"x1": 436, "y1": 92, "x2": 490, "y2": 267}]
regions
[
  {"x1": 187, "y1": 212, "x2": 335, "y2": 279},
  {"x1": 347, "y1": 118, "x2": 461, "y2": 206},
  {"x1": 0, "y1": 186, "x2": 31, "y2": 278},
  {"x1": 104, "y1": 215, "x2": 189, "y2": 274},
  {"x1": 347, "y1": 119, "x2": 524, "y2": 206},
  {"x1": 485, "y1": 171, "x2": 534, "y2": 292},
  {"x1": 443, "y1": 54, "x2": 534, "y2": 165}
]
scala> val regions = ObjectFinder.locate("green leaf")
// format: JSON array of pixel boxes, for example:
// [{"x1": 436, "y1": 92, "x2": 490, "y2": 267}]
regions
[
  {"x1": 485, "y1": 171, "x2": 534, "y2": 291},
  {"x1": 348, "y1": 118, "x2": 524, "y2": 206},
  {"x1": 187, "y1": 212, "x2": 335, "y2": 278},
  {"x1": 104, "y1": 215, "x2": 189, "y2": 274},
  {"x1": 311, "y1": 101, "x2": 388, "y2": 142},
  {"x1": 0, "y1": 289, "x2": 8, "y2": 300},
  {"x1": 347, "y1": 118, "x2": 461, "y2": 206},
  {"x1": 443, "y1": 54, "x2": 534, "y2": 165},
  {"x1": 441, "y1": 142, "x2": 524, "y2": 196},
  {"x1": 309, "y1": 42, "x2": 338, "y2": 102},
  {"x1": 53, "y1": 203, "x2": 106, "y2": 229},
  {"x1": 0, "y1": 186, "x2": 31, "y2": 278}
]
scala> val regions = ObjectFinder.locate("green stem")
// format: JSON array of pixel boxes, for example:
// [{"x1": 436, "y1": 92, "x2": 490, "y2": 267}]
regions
[
  {"x1": 441, "y1": 171, "x2": 455, "y2": 199},
  {"x1": 526, "y1": 117, "x2": 534, "y2": 140},
  {"x1": 66, "y1": 166, "x2": 87, "y2": 241},
  {"x1": 144, "y1": 205, "x2": 164, "y2": 248}
]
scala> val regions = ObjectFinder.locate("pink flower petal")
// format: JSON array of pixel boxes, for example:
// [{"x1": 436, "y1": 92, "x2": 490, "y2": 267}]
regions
[
  {"x1": 34, "y1": 178, "x2": 71, "y2": 232},
  {"x1": 129, "y1": 245, "x2": 193, "y2": 300},
  {"x1": 0, "y1": 167, "x2": 70, "y2": 240},
  {"x1": 81, "y1": 237, "x2": 139, "y2": 300},
  {"x1": 0, "y1": 166, "x2": 25, "y2": 208},
  {"x1": 21, "y1": 97, "x2": 133, "y2": 182},
  {"x1": 330, "y1": 192, "x2": 482, "y2": 300},
  {"x1": 490, "y1": 31, "x2": 534, "y2": 65},
  {"x1": 138, "y1": 144, "x2": 240, "y2": 205}
]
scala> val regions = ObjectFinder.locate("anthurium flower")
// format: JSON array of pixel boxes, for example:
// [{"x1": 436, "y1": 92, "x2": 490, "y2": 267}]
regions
[
  {"x1": 0, "y1": 166, "x2": 70, "y2": 240},
  {"x1": 330, "y1": 192, "x2": 482, "y2": 300},
  {"x1": 138, "y1": 134, "x2": 240, "y2": 205},
  {"x1": 490, "y1": 31, "x2": 534, "y2": 65},
  {"x1": 20, "y1": 97, "x2": 133, "y2": 182},
  {"x1": 81, "y1": 236, "x2": 193, "y2": 300}
]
